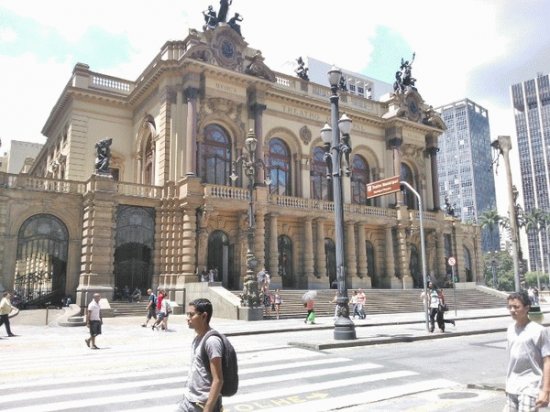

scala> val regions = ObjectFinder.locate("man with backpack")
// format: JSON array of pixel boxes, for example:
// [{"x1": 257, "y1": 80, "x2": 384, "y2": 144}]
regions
[{"x1": 177, "y1": 298, "x2": 238, "y2": 412}]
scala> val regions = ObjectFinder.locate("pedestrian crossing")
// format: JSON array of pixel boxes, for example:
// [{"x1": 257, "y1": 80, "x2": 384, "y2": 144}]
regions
[{"x1": 1, "y1": 349, "x2": 457, "y2": 412}]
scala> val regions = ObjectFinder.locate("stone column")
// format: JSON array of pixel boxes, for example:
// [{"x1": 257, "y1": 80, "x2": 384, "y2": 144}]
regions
[
  {"x1": 345, "y1": 221, "x2": 357, "y2": 286},
  {"x1": 304, "y1": 217, "x2": 315, "y2": 279},
  {"x1": 76, "y1": 176, "x2": 116, "y2": 306},
  {"x1": 268, "y1": 213, "x2": 279, "y2": 288},
  {"x1": 386, "y1": 127, "x2": 403, "y2": 206},
  {"x1": 427, "y1": 145, "x2": 441, "y2": 210},
  {"x1": 436, "y1": 231, "x2": 447, "y2": 283},
  {"x1": 310, "y1": 218, "x2": 327, "y2": 288},
  {"x1": 184, "y1": 87, "x2": 199, "y2": 176},
  {"x1": 251, "y1": 103, "x2": 267, "y2": 184},
  {"x1": 454, "y1": 221, "x2": 465, "y2": 282},
  {"x1": 254, "y1": 210, "x2": 266, "y2": 270},
  {"x1": 356, "y1": 223, "x2": 370, "y2": 288}
]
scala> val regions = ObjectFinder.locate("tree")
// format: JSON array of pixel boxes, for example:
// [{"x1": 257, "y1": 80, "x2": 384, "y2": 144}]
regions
[
  {"x1": 478, "y1": 209, "x2": 502, "y2": 251},
  {"x1": 483, "y1": 250, "x2": 514, "y2": 291},
  {"x1": 521, "y1": 209, "x2": 550, "y2": 288}
]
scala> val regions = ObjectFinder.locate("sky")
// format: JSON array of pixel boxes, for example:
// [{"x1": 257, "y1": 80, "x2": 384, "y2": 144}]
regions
[{"x1": 1, "y1": 0, "x2": 550, "y2": 214}]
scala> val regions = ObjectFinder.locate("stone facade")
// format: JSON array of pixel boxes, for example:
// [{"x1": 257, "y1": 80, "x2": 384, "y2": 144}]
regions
[{"x1": 0, "y1": 25, "x2": 483, "y2": 307}]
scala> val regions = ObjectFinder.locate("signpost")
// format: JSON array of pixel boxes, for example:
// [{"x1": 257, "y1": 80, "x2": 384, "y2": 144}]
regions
[
  {"x1": 448, "y1": 257, "x2": 458, "y2": 316},
  {"x1": 366, "y1": 176, "x2": 401, "y2": 199}
]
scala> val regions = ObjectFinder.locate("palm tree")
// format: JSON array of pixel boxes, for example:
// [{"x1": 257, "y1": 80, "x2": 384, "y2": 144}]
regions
[
  {"x1": 478, "y1": 209, "x2": 502, "y2": 251},
  {"x1": 523, "y1": 208, "x2": 550, "y2": 284}
]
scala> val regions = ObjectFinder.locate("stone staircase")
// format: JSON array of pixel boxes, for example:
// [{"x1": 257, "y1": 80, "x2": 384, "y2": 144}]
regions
[
  {"x1": 251, "y1": 288, "x2": 508, "y2": 320},
  {"x1": 108, "y1": 288, "x2": 508, "y2": 320}
]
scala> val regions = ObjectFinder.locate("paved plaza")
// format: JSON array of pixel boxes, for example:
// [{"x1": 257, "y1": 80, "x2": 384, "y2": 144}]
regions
[{"x1": 1, "y1": 306, "x2": 549, "y2": 411}]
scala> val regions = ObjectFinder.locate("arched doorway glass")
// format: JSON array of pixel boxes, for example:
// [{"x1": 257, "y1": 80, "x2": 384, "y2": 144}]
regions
[
  {"x1": 201, "y1": 124, "x2": 232, "y2": 185},
  {"x1": 351, "y1": 155, "x2": 370, "y2": 205},
  {"x1": 325, "y1": 238, "x2": 336, "y2": 288},
  {"x1": 311, "y1": 147, "x2": 333, "y2": 200},
  {"x1": 207, "y1": 230, "x2": 235, "y2": 289},
  {"x1": 268, "y1": 138, "x2": 291, "y2": 196},
  {"x1": 14, "y1": 214, "x2": 69, "y2": 306},
  {"x1": 366, "y1": 241, "x2": 378, "y2": 288},
  {"x1": 409, "y1": 244, "x2": 421, "y2": 288},
  {"x1": 464, "y1": 246, "x2": 473, "y2": 282},
  {"x1": 401, "y1": 163, "x2": 417, "y2": 210},
  {"x1": 278, "y1": 235, "x2": 293, "y2": 287},
  {"x1": 114, "y1": 206, "x2": 155, "y2": 297}
]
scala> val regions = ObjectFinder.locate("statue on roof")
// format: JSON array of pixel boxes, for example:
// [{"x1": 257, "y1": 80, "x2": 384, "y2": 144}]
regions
[
  {"x1": 202, "y1": 5, "x2": 217, "y2": 31},
  {"x1": 393, "y1": 52, "x2": 417, "y2": 94},
  {"x1": 295, "y1": 57, "x2": 309, "y2": 81},
  {"x1": 228, "y1": 12, "x2": 243, "y2": 37},
  {"x1": 218, "y1": 0, "x2": 233, "y2": 23}
]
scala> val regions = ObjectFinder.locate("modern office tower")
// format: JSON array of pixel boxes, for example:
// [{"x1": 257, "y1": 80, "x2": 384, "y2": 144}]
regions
[
  {"x1": 511, "y1": 73, "x2": 550, "y2": 273},
  {"x1": 436, "y1": 99, "x2": 499, "y2": 252}
]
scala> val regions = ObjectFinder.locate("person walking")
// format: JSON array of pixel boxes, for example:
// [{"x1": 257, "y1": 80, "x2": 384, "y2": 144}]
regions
[
  {"x1": 141, "y1": 288, "x2": 156, "y2": 327},
  {"x1": 152, "y1": 290, "x2": 167, "y2": 331},
  {"x1": 421, "y1": 281, "x2": 453, "y2": 333},
  {"x1": 356, "y1": 289, "x2": 366, "y2": 319},
  {"x1": 505, "y1": 290, "x2": 550, "y2": 410},
  {"x1": 304, "y1": 297, "x2": 315, "y2": 324},
  {"x1": 176, "y1": 298, "x2": 224, "y2": 412},
  {"x1": 0, "y1": 291, "x2": 16, "y2": 337},
  {"x1": 273, "y1": 289, "x2": 282, "y2": 320},
  {"x1": 85, "y1": 293, "x2": 102, "y2": 349}
]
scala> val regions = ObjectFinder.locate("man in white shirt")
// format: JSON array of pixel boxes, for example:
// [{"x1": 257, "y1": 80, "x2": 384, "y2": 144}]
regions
[
  {"x1": 506, "y1": 290, "x2": 550, "y2": 410},
  {"x1": 85, "y1": 293, "x2": 102, "y2": 350}
]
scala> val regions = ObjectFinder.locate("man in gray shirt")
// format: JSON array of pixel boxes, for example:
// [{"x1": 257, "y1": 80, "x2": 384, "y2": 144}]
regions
[
  {"x1": 177, "y1": 298, "x2": 223, "y2": 412},
  {"x1": 506, "y1": 290, "x2": 550, "y2": 410}
]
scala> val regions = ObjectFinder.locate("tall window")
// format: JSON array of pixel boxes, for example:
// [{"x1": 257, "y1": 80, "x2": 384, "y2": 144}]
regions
[
  {"x1": 201, "y1": 124, "x2": 232, "y2": 185},
  {"x1": 401, "y1": 163, "x2": 417, "y2": 210},
  {"x1": 311, "y1": 147, "x2": 332, "y2": 200},
  {"x1": 351, "y1": 154, "x2": 370, "y2": 205},
  {"x1": 144, "y1": 138, "x2": 153, "y2": 185},
  {"x1": 268, "y1": 138, "x2": 291, "y2": 196}
]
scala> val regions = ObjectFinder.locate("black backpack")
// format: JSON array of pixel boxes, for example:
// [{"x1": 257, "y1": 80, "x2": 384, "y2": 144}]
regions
[{"x1": 200, "y1": 329, "x2": 239, "y2": 397}]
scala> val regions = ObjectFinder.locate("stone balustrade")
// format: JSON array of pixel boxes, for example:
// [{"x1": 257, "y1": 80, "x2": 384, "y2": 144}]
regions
[
  {"x1": 116, "y1": 181, "x2": 163, "y2": 199},
  {"x1": 90, "y1": 74, "x2": 134, "y2": 94},
  {"x1": 0, "y1": 173, "x2": 86, "y2": 194},
  {"x1": 204, "y1": 185, "x2": 249, "y2": 201}
]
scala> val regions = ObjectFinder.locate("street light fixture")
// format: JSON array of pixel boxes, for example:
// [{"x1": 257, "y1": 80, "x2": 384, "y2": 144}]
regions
[
  {"x1": 230, "y1": 129, "x2": 270, "y2": 308},
  {"x1": 321, "y1": 66, "x2": 356, "y2": 340}
]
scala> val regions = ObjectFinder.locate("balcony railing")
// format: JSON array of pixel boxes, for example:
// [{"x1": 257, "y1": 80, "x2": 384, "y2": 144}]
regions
[
  {"x1": 116, "y1": 182, "x2": 163, "y2": 199},
  {"x1": 0, "y1": 173, "x2": 86, "y2": 194},
  {"x1": 205, "y1": 185, "x2": 249, "y2": 201}
]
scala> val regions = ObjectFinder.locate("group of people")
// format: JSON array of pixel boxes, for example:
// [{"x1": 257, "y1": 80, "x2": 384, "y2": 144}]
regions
[
  {"x1": 256, "y1": 268, "x2": 284, "y2": 320},
  {"x1": 200, "y1": 268, "x2": 219, "y2": 283},
  {"x1": 141, "y1": 288, "x2": 172, "y2": 331}
]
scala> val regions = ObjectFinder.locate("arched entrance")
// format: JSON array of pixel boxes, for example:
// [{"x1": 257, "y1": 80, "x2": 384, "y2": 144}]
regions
[
  {"x1": 366, "y1": 241, "x2": 378, "y2": 288},
  {"x1": 409, "y1": 244, "x2": 422, "y2": 288},
  {"x1": 114, "y1": 206, "x2": 155, "y2": 296},
  {"x1": 464, "y1": 246, "x2": 473, "y2": 282},
  {"x1": 14, "y1": 214, "x2": 69, "y2": 306},
  {"x1": 325, "y1": 238, "x2": 336, "y2": 288},
  {"x1": 207, "y1": 230, "x2": 234, "y2": 289},
  {"x1": 278, "y1": 235, "x2": 294, "y2": 288}
]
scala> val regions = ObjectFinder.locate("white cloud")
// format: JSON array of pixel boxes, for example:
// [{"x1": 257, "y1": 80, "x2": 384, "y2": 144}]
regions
[{"x1": 0, "y1": 27, "x2": 17, "y2": 44}]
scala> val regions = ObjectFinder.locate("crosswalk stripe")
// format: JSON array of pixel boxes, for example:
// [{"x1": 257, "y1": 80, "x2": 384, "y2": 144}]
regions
[
  {"x1": 240, "y1": 362, "x2": 382, "y2": 387},
  {"x1": 224, "y1": 370, "x2": 418, "y2": 405},
  {"x1": 241, "y1": 357, "x2": 350, "y2": 374},
  {"x1": 248, "y1": 378, "x2": 458, "y2": 412}
]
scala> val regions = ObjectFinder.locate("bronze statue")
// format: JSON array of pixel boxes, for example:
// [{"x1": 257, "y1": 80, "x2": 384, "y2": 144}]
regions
[
  {"x1": 393, "y1": 52, "x2": 417, "y2": 94},
  {"x1": 228, "y1": 12, "x2": 243, "y2": 36},
  {"x1": 218, "y1": 0, "x2": 232, "y2": 22},
  {"x1": 202, "y1": 5, "x2": 217, "y2": 30},
  {"x1": 295, "y1": 56, "x2": 309, "y2": 81},
  {"x1": 95, "y1": 138, "x2": 112, "y2": 174}
]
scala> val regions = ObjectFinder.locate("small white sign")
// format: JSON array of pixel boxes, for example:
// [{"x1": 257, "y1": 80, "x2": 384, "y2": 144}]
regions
[{"x1": 448, "y1": 257, "x2": 456, "y2": 266}]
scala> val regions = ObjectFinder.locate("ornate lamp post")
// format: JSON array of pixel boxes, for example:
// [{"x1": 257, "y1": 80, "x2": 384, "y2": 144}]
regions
[
  {"x1": 320, "y1": 66, "x2": 356, "y2": 340},
  {"x1": 230, "y1": 129, "x2": 270, "y2": 308}
]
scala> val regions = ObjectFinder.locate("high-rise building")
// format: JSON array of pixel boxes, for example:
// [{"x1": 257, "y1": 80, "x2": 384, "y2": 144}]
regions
[
  {"x1": 511, "y1": 73, "x2": 550, "y2": 273},
  {"x1": 436, "y1": 99, "x2": 499, "y2": 252}
]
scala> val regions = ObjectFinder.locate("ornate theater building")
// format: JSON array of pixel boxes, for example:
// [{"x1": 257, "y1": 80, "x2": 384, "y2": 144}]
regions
[{"x1": 0, "y1": 12, "x2": 482, "y2": 313}]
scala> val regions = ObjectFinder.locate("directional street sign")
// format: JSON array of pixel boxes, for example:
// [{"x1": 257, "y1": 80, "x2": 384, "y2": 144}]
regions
[{"x1": 366, "y1": 176, "x2": 401, "y2": 199}]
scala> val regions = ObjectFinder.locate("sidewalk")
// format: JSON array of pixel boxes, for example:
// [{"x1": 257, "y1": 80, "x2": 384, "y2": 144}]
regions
[{"x1": 10, "y1": 304, "x2": 549, "y2": 350}]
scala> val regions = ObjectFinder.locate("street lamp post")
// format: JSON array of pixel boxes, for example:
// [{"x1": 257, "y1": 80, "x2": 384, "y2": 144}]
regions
[
  {"x1": 230, "y1": 129, "x2": 270, "y2": 308},
  {"x1": 491, "y1": 135, "x2": 521, "y2": 292},
  {"x1": 320, "y1": 66, "x2": 356, "y2": 340}
]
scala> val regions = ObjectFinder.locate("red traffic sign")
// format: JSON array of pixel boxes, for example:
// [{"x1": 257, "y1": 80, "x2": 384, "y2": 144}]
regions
[
  {"x1": 448, "y1": 257, "x2": 456, "y2": 266},
  {"x1": 366, "y1": 176, "x2": 401, "y2": 199}
]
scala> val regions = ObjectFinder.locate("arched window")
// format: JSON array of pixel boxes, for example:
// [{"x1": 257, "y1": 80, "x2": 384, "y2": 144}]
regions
[
  {"x1": 143, "y1": 138, "x2": 153, "y2": 185},
  {"x1": 311, "y1": 147, "x2": 332, "y2": 200},
  {"x1": 201, "y1": 124, "x2": 232, "y2": 185},
  {"x1": 401, "y1": 163, "x2": 417, "y2": 210},
  {"x1": 351, "y1": 154, "x2": 370, "y2": 205},
  {"x1": 268, "y1": 138, "x2": 291, "y2": 196}
]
